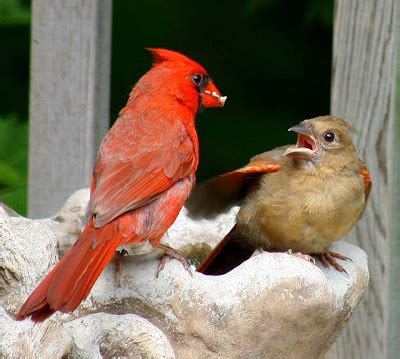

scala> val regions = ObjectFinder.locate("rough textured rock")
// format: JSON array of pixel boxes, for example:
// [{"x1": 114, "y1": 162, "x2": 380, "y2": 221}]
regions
[
  {"x1": 0, "y1": 190, "x2": 369, "y2": 358},
  {"x1": 0, "y1": 308, "x2": 174, "y2": 358},
  {"x1": 64, "y1": 313, "x2": 175, "y2": 358},
  {"x1": 0, "y1": 206, "x2": 58, "y2": 310}
]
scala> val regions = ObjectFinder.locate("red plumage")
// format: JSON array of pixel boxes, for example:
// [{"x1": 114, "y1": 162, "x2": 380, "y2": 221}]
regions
[{"x1": 17, "y1": 48, "x2": 226, "y2": 322}]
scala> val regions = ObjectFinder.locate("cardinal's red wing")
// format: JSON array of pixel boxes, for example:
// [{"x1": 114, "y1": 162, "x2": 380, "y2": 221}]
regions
[{"x1": 90, "y1": 116, "x2": 197, "y2": 228}]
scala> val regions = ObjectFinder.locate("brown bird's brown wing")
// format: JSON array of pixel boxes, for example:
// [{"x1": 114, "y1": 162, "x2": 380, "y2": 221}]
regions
[
  {"x1": 360, "y1": 163, "x2": 372, "y2": 200},
  {"x1": 192, "y1": 147, "x2": 287, "y2": 275},
  {"x1": 186, "y1": 146, "x2": 285, "y2": 219}
]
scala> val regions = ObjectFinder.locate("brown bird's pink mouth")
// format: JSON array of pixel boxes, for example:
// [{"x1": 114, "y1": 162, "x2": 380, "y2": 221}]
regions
[
  {"x1": 296, "y1": 134, "x2": 316, "y2": 151},
  {"x1": 283, "y1": 124, "x2": 317, "y2": 160}
]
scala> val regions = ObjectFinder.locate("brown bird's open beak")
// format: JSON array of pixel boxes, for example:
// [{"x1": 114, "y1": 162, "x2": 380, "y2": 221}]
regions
[{"x1": 284, "y1": 124, "x2": 317, "y2": 160}]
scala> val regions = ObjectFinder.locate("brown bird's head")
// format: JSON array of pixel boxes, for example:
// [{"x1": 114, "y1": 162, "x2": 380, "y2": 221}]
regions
[{"x1": 283, "y1": 116, "x2": 358, "y2": 169}]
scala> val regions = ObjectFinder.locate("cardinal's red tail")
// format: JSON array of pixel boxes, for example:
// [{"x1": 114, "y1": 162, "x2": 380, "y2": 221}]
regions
[
  {"x1": 196, "y1": 225, "x2": 255, "y2": 275},
  {"x1": 17, "y1": 219, "x2": 122, "y2": 322}
]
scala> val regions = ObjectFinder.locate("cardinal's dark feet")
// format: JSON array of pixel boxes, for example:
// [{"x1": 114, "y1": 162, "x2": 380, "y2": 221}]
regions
[
  {"x1": 114, "y1": 248, "x2": 129, "y2": 287},
  {"x1": 157, "y1": 244, "x2": 192, "y2": 277},
  {"x1": 316, "y1": 251, "x2": 350, "y2": 274}
]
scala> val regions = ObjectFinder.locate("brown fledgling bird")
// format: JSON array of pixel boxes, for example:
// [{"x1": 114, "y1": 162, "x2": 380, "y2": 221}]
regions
[{"x1": 187, "y1": 116, "x2": 371, "y2": 275}]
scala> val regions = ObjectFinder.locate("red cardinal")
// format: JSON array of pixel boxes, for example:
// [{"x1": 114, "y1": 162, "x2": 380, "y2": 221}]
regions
[{"x1": 17, "y1": 48, "x2": 226, "y2": 322}]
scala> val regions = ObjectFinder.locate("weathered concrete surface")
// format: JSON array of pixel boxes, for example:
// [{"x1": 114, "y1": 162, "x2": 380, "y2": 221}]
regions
[{"x1": 0, "y1": 190, "x2": 369, "y2": 358}]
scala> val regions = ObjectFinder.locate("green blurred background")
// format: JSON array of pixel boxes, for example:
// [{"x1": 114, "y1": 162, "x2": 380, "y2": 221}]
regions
[{"x1": 0, "y1": 0, "x2": 333, "y2": 216}]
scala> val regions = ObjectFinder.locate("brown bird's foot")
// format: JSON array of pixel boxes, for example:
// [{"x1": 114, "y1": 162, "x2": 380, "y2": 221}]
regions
[
  {"x1": 157, "y1": 244, "x2": 192, "y2": 278},
  {"x1": 114, "y1": 249, "x2": 129, "y2": 287},
  {"x1": 316, "y1": 251, "x2": 350, "y2": 274},
  {"x1": 285, "y1": 249, "x2": 316, "y2": 265}
]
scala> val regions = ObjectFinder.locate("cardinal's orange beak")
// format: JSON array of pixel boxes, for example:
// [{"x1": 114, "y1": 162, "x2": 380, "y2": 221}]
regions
[{"x1": 201, "y1": 81, "x2": 227, "y2": 108}]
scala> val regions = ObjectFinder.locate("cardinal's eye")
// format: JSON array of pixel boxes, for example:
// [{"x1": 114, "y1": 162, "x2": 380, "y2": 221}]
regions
[
  {"x1": 192, "y1": 74, "x2": 203, "y2": 86},
  {"x1": 192, "y1": 73, "x2": 208, "y2": 88},
  {"x1": 324, "y1": 132, "x2": 335, "y2": 142}
]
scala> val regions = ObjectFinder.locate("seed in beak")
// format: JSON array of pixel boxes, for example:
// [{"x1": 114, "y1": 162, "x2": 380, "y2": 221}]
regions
[{"x1": 204, "y1": 90, "x2": 227, "y2": 106}]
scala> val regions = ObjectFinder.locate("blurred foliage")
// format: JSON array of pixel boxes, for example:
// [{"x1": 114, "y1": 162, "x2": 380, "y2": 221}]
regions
[
  {"x1": 0, "y1": 0, "x2": 333, "y2": 213},
  {"x1": 0, "y1": 115, "x2": 28, "y2": 214},
  {"x1": 0, "y1": 0, "x2": 30, "y2": 214},
  {"x1": 0, "y1": 0, "x2": 30, "y2": 119},
  {"x1": 0, "y1": 0, "x2": 30, "y2": 25}
]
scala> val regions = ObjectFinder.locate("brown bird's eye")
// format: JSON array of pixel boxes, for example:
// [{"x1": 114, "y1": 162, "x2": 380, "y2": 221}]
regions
[{"x1": 324, "y1": 132, "x2": 335, "y2": 142}]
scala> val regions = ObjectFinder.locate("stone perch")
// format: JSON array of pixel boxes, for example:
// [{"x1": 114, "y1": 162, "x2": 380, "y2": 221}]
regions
[{"x1": 0, "y1": 189, "x2": 369, "y2": 358}]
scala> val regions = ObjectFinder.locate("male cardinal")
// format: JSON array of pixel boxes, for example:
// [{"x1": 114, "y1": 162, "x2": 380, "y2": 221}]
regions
[
  {"x1": 17, "y1": 48, "x2": 226, "y2": 322},
  {"x1": 187, "y1": 116, "x2": 371, "y2": 275}
]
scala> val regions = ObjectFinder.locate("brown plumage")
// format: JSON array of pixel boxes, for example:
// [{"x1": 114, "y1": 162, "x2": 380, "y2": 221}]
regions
[{"x1": 187, "y1": 116, "x2": 371, "y2": 275}]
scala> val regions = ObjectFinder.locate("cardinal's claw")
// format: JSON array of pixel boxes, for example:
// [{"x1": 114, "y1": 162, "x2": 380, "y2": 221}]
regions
[
  {"x1": 316, "y1": 252, "x2": 349, "y2": 274},
  {"x1": 157, "y1": 244, "x2": 192, "y2": 278},
  {"x1": 156, "y1": 255, "x2": 168, "y2": 277}
]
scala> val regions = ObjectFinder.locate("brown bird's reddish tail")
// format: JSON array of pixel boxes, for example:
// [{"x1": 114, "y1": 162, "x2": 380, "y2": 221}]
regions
[
  {"x1": 17, "y1": 219, "x2": 122, "y2": 322},
  {"x1": 197, "y1": 225, "x2": 255, "y2": 275}
]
